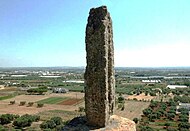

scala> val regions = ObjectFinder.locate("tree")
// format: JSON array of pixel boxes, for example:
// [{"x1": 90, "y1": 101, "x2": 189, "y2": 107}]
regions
[
  {"x1": 167, "y1": 113, "x2": 175, "y2": 120},
  {"x1": 40, "y1": 120, "x2": 56, "y2": 129},
  {"x1": 143, "y1": 108, "x2": 153, "y2": 117},
  {"x1": 133, "y1": 118, "x2": 138, "y2": 124},
  {"x1": 118, "y1": 96, "x2": 125, "y2": 103},
  {"x1": 51, "y1": 117, "x2": 62, "y2": 125},
  {"x1": 164, "y1": 122, "x2": 171, "y2": 129},
  {"x1": 27, "y1": 87, "x2": 48, "y2": 95},
  {"x1": 178, "y1": 122, "x2": 190, "y2": 130},
  {"x1": 0, "y1": 114, "x2": 14, "y2": 124}
]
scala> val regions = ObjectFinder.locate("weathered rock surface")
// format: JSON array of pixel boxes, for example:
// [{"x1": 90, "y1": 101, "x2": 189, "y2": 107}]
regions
[
  {"x1": 62, "y1": 5, "x2": 136, "y2": 131},
  {"x1": 84, "y1": 5, "x2": 115, "y2": 128},
  {"x1": 62, "y1": 115, "x2": 136, "y2": 131}
]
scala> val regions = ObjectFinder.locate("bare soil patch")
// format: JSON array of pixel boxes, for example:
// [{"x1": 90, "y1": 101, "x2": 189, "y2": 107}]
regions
[
  {"x1": 125, "y1": 93, "x2": 155, "y2": 101},
  {"x1": 58, "y1": 98, "x2": 82, "y2": 105}
]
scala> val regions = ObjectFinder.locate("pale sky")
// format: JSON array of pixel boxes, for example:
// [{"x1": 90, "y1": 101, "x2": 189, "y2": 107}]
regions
[{"x1": 0, "y1": 0, "x2": 190, "y2": 67}]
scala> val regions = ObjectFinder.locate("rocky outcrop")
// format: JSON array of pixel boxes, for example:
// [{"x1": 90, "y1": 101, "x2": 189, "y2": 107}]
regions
[
  {"x1": 84, "y1": 6, "x2": 115, "y2": 127},
  {"x1": 62, "y1": 115, "x2": 136, "y2": 131}
]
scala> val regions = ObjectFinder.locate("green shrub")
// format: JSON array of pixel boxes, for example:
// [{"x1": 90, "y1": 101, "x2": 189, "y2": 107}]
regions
[
  {"x1": 13, "y1": 117, "x2": 32, "y2": 128},
  {"x1": 133, "y1": 118, "x2": 138, "y2": 124},
  {"x1": 0, "y1": 114, "x2": 14, "y2": 124},
  {"x1": 178, "y1": 122, "x2": 190, "y2": 129},
  {"x1": 27, "y1": 87, "x2": 48, "y2": 95},
  {"x1": 118, "y1": 96, "x2": 125, "y2": 103},
  {"x1": 40, "y1": 121, "x2": 49, "y2": 129},
  {"x1": 0, "y1": 125, "x2": 8, "y2": 131},
  {"x1": 50, "y1": 117, "x2": 62, "y2": 125},
  {"x1": 56, "y1": 124, "x2": 64, "y2": 131},
  {"x1": 44, "y1": 120, "x2": 56, "y2": 129},
  {"x1": 13, "y1": 114, "x2": 40, "y2": 128}
]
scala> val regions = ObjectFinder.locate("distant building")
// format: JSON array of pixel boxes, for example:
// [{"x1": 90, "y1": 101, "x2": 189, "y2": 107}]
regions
[
  {"x1": 142, "y1": 80, "x2": 161, "y2": 83},
  {"x1": 63, "y1": 80, "x2": 84, "y2": 83},
  {"x1": 177, "y1": 103, "x2": 190, "y2": 111},
  {"x1": 166, "y1": 85, "x2": 188, "y2": 89},
  {"x1": 52, "y1": 87, "x2": 69, "y2": 93}
]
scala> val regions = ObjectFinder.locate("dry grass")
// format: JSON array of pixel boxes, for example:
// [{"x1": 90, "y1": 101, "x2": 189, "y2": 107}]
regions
[
  {"x1": 115, "y1": 100, "x2": 150, "y2": 120},
  {"x1": 125, "y1": 93, "x2": 155, "y2": 101}
]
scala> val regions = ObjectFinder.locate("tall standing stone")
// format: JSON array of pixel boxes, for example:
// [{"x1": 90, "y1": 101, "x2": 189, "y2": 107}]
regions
[{"x1": 84, "y1": 6, "x2": 115, "y2": 127}]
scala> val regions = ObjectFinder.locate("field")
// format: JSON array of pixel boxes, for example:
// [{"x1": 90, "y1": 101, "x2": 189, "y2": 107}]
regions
[
  {"x1": 115, "y1": 100, "x2": 150, "y2": 120},
  {"x1": 0, "y1": 92, "x2": 84, "y2": 116},
  {"x1": 37, "y1": 97, "x2": 67, "y2": 104},
  {"x1": 0, "y1": 86, "x2": 151, "y2": 130}
]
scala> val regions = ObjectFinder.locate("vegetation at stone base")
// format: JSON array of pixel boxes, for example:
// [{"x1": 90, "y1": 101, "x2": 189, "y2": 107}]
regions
[
  {"x1": 133, "y1": 118, "x2": 139, "y2": 124},
  {"x1": 37, "y1": 97, "x2": 67, "y2": 104},
  {"x1": 137, "y1": 99, "x2": 190, "y2": 131},
  {"x1": 40, "y1": 116, "x2": 67, "y2": 130},
  {"x1": 27, "y1": 87, "x2": 48, "y2": 95},
  {"x1": 78, "y1": 106, "x2": 85, "y2": 112}
]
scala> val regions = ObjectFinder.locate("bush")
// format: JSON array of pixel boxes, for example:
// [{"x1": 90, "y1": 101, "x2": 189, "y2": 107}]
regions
[
  {"x1": 0, "y1": 114, "x2": 14, "y2": 124},
  {"x1": 27, "y1": 87, "x2": 48, "y2": 95},
  {"x1": 143, "y1": 108, "x2": 153, "y2": 116},
  {"x1": 117, "y1": 103, "x2": 125, "y2": 111},
  {"x1": 19, "y1": 101, "x2": 26, "y2": 106},
  {"x1": 40, "y1": 117, "x2": 66, "y2": 130},
  {"x1": 178, "y1": 122, "x2": 190, "y2": 130},
  {"x1": 31, "y1": 115, "x2": 40, "y2": 122},
  {"x1": 133, "y1": 118, "x2": 138, "y2": 124},
  {"x1": 51, "y1": 117, "x2": 62, "y2": 125},
  {"x1": 10, "y1": 100, "x2": 15, "y2": 105},
  {"x1": 133, "y1": 98, "x2": 138, "y2": 101},
  {"x1": 40, "y1": 121, "x2": 49, "y2": 129},
  {"x1": 41, "y1": 120, "x2": 56, "y2": 129},
  {"x1": 13, "y1": 117, "x2": 32, "y2": 128},
  {"x1": 78, "y1": 106, "x2": 85, "y2": 112},
  {"x1": 118, "y1": 96, "x2": 125, "y2": 103},
  {"x1": 13, "y1": 114, "x2": 40, "y2": 128},
  {"x1": 37, "y1": 103, "x2": 44, "y2": 108},
  {"x1": 0, "y1": 125, "x2": 8, "y2": 131},
  {"x1": 28, "y1": 102, "x2": 34, "y2": 107}
]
